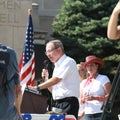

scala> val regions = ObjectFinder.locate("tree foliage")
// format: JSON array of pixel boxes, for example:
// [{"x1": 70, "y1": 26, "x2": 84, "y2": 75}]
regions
[
  {"x1": 52, "y1": 0, "x2": 120, "y2": 79},
  {"x1": 51, "y1": 0, "x2": 120, "y2": 116}
]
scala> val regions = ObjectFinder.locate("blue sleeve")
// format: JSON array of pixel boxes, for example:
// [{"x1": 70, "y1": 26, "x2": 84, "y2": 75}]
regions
[{"x1": 7, "y1": 47, "x2": 20, "y2": 85}]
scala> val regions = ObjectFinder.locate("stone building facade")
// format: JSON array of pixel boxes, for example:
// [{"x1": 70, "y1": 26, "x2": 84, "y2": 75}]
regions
[{"x1": 0, "y1": 0, "x2": 63, "y2": 79}]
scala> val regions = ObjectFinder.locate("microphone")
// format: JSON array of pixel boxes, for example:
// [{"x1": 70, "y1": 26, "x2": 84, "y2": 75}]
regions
[
  {"x1": 43, "y1": 60, "x2": 49, "y2": 70},
  {"x1": 42, "y1": 60, "x2": 49, "y2": 80}
]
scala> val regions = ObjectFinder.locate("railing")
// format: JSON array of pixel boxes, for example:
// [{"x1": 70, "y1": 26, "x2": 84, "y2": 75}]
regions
[{"x1": 101, "y1": 62, "x2": 120, "y2": 120}]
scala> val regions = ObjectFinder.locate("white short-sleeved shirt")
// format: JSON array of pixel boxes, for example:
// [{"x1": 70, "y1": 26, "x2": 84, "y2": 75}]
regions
[
  {"x1": 81, "y1": 74, "x2": 110, "y2": 114},
  {"x1": 52, "y1": 54, "x2": 80, "y2": 100}
]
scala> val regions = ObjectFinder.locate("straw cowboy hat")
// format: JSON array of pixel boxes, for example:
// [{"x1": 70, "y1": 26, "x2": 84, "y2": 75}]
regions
[{"x1": 84, "y1": 55, "x2": 105, "y2": 68}]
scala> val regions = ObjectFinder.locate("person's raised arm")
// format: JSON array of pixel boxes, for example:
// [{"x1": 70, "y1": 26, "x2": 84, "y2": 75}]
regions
[{"x1": 107, "y1": 1, "x2": 120, "y2": 40}]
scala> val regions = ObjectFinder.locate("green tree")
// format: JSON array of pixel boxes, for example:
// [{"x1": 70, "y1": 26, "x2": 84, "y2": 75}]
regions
[{"x1": 52, "y1": 0, "x2": 120, "y2": 79}]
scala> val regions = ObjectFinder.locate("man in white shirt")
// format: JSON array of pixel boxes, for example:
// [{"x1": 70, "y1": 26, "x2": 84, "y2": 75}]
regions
[{"x1": 30, "y1": 40, "x2": 80, "y2": 119}]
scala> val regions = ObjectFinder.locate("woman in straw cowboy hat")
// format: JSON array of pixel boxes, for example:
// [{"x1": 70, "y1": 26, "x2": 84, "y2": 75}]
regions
[{"x1": 80, "y1": 55, "x2": 111, "y2": 120}]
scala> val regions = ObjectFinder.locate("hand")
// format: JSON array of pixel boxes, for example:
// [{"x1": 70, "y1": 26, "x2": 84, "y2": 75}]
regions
[
  {"x1": 80, "y1": 98, "x2": 86, "y2": 104},
  {"x1": 41, "y1": 69, "x2": 49, "y2": 80},
  {"x1": 17, "y1": 111, "x2": 21, "y2": 116},
  {"x1": 84, "y1": 94, "x2": 94, "y2": 101},
  {"x1": 17, "y1": 112, "x2": 23, "y2": 120},
  {"x1": 28, "y1": 85, "x2": 37, "y2": 91}
]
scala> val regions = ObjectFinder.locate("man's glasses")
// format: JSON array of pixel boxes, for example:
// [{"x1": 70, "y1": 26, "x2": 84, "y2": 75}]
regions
[{"x1": 45, "y1": 47, "x2": 59, "y2": 55}]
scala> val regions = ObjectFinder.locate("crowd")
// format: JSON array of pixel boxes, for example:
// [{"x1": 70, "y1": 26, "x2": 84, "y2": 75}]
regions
[
  {"x1": 0, "y1": 1, "x2": 120, "y2": 120},
  {"x1": 29, "y1": 40, "x2": 112, "y2": 120}
]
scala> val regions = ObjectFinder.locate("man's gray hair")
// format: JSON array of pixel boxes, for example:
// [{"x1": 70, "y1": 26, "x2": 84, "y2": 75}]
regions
[{"x1": 47, "y1": 40, "x2": 64, "y2": 53}]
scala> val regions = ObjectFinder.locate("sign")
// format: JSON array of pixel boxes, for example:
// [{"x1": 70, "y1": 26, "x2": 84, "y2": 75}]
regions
[{"x1": 0, "y1": 0, "x2": 32, "y2": 26}]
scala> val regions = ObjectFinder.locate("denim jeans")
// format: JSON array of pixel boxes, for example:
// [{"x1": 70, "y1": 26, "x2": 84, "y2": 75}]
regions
[{"x1": 83, "y1": 113, "x2": 102, "y2": 120}]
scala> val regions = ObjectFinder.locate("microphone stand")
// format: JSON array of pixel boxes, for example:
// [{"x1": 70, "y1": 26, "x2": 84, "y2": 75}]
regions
[
  {"x1": 36, "y1": 60, "x2": 49, "y2": 94},
  {"x1": 37, "y1": 79, "x2": 41, "y2": 94}
]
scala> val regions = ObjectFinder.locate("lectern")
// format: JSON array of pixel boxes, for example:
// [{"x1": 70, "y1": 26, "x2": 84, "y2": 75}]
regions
[{"x1": 21, "y1": 88, "x2": 48, "y2": 114}]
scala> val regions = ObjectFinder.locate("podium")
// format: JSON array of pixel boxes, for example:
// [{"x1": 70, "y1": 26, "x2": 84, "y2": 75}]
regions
[
  {"x1": 21, "y1": 89, "x2": 48, "y2": 114},
  {"x1": 21, "y1": 89, "x2": 77, "y2": 120}
]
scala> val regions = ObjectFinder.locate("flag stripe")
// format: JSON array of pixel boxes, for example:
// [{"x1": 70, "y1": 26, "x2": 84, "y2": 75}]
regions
[
  {"x1": 20, "y1": 53, "x2": 34, "y2": 79},
  {"x1": 20, "y1": 53, "x2": 35, "y2": 85}
]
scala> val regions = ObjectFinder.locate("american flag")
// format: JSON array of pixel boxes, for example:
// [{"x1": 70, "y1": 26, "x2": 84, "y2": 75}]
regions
[{"x1": 19, "y1": 10, "x2": 35, "y2": 93}]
